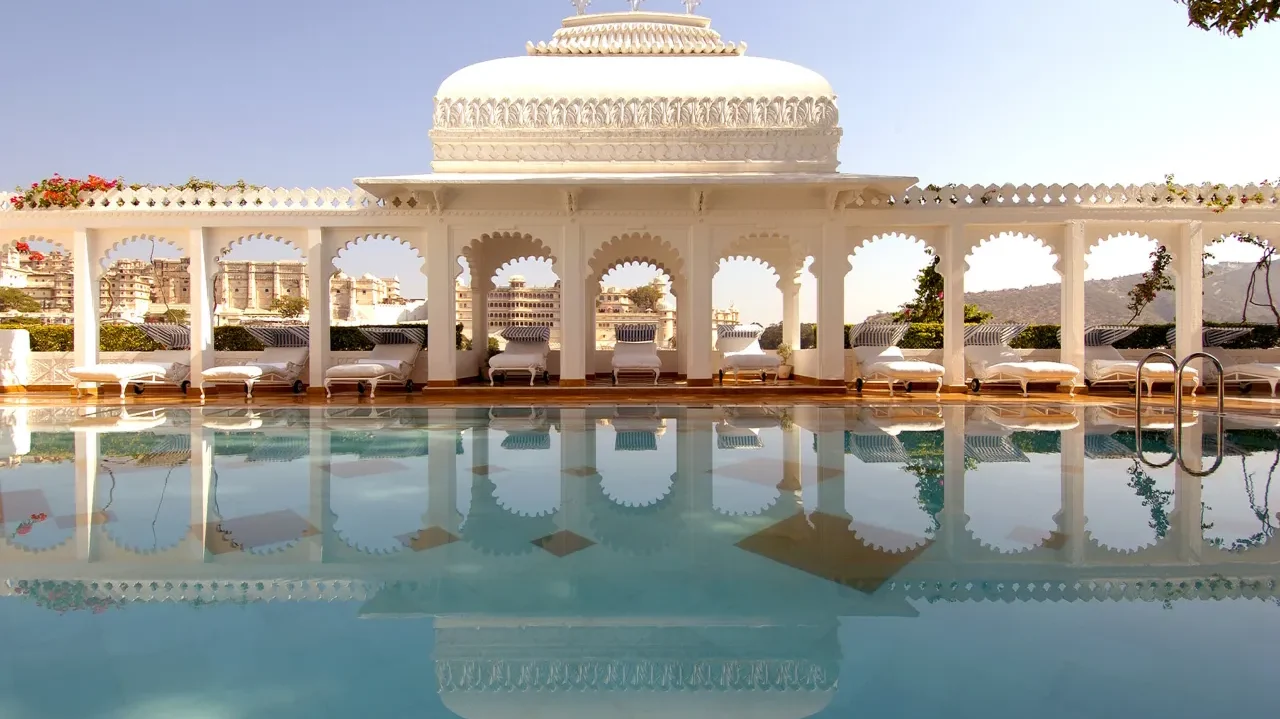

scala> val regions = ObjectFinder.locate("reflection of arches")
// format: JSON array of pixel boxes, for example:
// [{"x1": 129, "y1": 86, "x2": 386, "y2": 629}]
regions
[
  {"x1": 460, "y1": 475, "x2": 557, "y2": 556},
  {"x1": 1084, "y1": 454, "x2": 1173, "y2": 553},
  {"x1": 97, "y1": 458, "x2": 193, "y2": 554},
  {"x1": 587, "y1": 474, "x2": 678, "y2": 555},
  {"x1": 0, "y1": 464, "x2": 77, "y2": 554},
  {"x1": 330, "y1": 472, "x2": 429, "y2": 556}
]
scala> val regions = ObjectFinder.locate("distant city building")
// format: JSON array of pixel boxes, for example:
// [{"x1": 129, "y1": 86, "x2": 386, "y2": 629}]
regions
[
  {"x1": 0, "y1": 251, "x2": 404, "y2": 325},
  {"x1": 455, "y1": 276, "x2": 739, "y2": 347}
]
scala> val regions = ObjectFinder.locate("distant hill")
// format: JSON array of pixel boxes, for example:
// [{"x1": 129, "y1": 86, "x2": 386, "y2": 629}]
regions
[{"x1": 871, "y1": 262, "x2": 1279, "y2": 325}]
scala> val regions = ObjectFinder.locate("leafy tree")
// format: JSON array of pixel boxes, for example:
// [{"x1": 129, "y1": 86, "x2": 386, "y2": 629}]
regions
[
  {"x1": 891, "y1": 254, "x2": 992, "y2": 323},
  {"x1": 759, "y1": 322, "x2": 817, "y2": 350},
  {"x1": 1179, "y1": 0, "x2": 1279, "y2": 36},
  {"x1": 157, "y1": 308, "x2": 188, "y2": 324},
  {"x1": 0, "y1": 287, "x2": 40, "y2": 313},
  {"x1": 625, "y1": 283, "x2": 665, "y2": 313},
  {"x1": 268, "y1": 295, "x2": 308, "y2": 319}
]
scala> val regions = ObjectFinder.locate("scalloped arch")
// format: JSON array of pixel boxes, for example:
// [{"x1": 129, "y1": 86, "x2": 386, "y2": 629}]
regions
[
  {"x1": 851, "y1": 231, "x2": 935, "y2": 256},
  {"x1": 334, "y1": 233, "x2": 427, "y2": 280},
  {"x1": 965, "y1": 232, "x2": 1062, "y2": 277},
  {"x1": 719, "y1": 232, "x2": 806, "y2": 269},
  {"x1": 2, "y1": 234, "x2": 69, "y2": 253},
  {"x1": 100, "y1": 234, "x2": 184, "y2": 266},
  {"x1": 1086, "y1": 231, "x2": 1167, "y2": 255},
  {"x1": 218, "y1": 232, "x2": 304, "y2": 259},
  {"x1": 589, "y1": 233, "x2": 685, "y2": 288},
  {"x1": 462, "y1": 232, "x2": 556, "y2": 290}
]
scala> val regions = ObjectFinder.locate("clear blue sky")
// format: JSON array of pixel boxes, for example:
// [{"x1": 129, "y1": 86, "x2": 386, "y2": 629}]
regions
[{"x1": 3, "y1": 0, "x2": 1277, "y2": 323}]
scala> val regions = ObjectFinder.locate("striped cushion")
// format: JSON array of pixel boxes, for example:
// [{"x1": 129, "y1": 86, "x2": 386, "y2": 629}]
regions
[
  {"x1": 501, "y1": 326, "x2": 551, "y2": 342},
  {"x1": 716, "y1": 324, "x2": 765, "y2": 340},
  {"x1": 849, "y1": 322, "x2": 909, "y2": 348},
  {"x1": 615, "y1": 431, "x2": 658, "y2": 452},
  {"x1": 615, "y1": 324, "x2": 657, "y2": 343},
  {"x1": 137, "y1": 323, "x2": 191, "y2": 350},
  {"x1": 358, "y1": 327, "x2": 425, "y2": 347},
  {"x1": 964, "y1": 323, "x2": 1026, "y2": 347},
  {"x1": 1074, "y1": 325, "x2": 1138, "y2": 347},
  {"x1": 244, "y1": 325, "x2": 310, "y2": 348},
  {"x1": 1165, "y1": 326, "x2": 1254, "y2": 347}
]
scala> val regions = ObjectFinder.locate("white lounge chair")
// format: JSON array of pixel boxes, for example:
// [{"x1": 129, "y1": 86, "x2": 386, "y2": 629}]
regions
[
  {"x1": 611, "y1": 323, "x2": 661, "y2": 385},
  {"x1": 1082, "y1": 325, "x2": 1198, "y2": 396},
  {"x1": 965, "y1": 324, "x2": 1081, "y2": 397},
  {"x1": 68, "y1": 323, "x2": 195, "y2": 399},
  {"x1": 199, "y1": 326, "x2": 310, "y2": 400},
  {"x1": 1173, "y1": 326, "x2": 1274, "y2": 395},
  {"x1": 323, "y1": 327, "x2": 424, "y2": 398},
  {"x1": 488, "y1": 326, "x2": 551, "y2": 386},
  {"x1": 716, "y1": 324, "x2": 780, "y2": 385},
  {"x1": 849, "y1": 322, "x2": 943, "y2": 397},
  {"x1": 68, "y1": 407, "x2": 168, "y2": 433}
]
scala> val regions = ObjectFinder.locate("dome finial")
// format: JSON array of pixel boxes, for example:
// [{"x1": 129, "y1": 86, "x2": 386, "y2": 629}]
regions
[
  {"x1": 682, "y1": 0, "x2": 702, "y2": 13},
  {"x1": 570, "y1": 0, "x2": 591, "y2": 14},
  {"x1": 626, "y1": 0, "x2": 644, "y2": 10}
]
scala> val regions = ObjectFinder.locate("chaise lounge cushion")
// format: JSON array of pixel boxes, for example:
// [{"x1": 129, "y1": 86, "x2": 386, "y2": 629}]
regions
[
  {"x1": 325, "y1": 360, "x2": 406, "y2": 380},
  {"x1": 966, "y1": 346, "x2": 1080, "y2": 382},
  {"x1": 855, "y1": 346, "x2": 943, "y2": 380},
  {"x1": 612, "y1": 342, "x2": 661, "y2": 370},
  {"x1": 490, "y1": 340, "x2": 549, "y2": 371}
]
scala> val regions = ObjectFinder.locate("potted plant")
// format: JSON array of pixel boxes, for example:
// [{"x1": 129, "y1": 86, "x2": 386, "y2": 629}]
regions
[{"x1": 776, "y1": 342, "x2": 794, "y2": 380}]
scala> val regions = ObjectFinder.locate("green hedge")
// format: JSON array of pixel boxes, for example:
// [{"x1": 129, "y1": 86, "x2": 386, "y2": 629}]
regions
[
  {"x1": 839, "y1": 322, "x2": 1280, "y2": 351},
  {"x1": 0, "y1": 323, "x2": 465, "y2": 352}
]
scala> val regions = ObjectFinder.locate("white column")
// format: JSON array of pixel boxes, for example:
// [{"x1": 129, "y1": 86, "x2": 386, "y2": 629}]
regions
[
  {"x1": 304, "y1": 228, "x2": 333, "y2": 391},
  {"x1": 188, "y1": 228, "x2": 214, "y2": 380},
  {"x1": 1173, "y1": 419, "x2": 1204, "y2": 563},
  {"x1": 73, "y1": 431, "x2": 98, "y2": 561},
  {"x1": 782, "y1": 281, "x2": 801, "y2": 350},
  {"x1": 425, "y1": 226, "x2": 458, "y2": 386},
  {"x1": 71, "y1": 229, "x2": 101, "y2": 368},
  {"x1": 558, "y1": 408, "x2": 594, "y2": 535},
  {"x1": 427, "y1": 409, "x2": 461, "y2": 533},
  {"x1": 190, "y1": 422, "x2": 212, "y2": 561},
  {"x1": 1059, "y1": 221, "x2": 1086, "y2": 379},
  {"x1": 1058, "y1": 420, "x2": 1086, "y2": 564},
  {"x1": 816, "y1": 223, "x2": 846, "y2": 384},
  {"x1": 584, "y1": 278, "x2": 597, "y2": 379},
  {"x1": 559, "y1": 224, "x2": 587, "y2": 385},
  {"x1": 941, "y1": 224, "x2": 967, "y2": 387},
  {"x1": 1174, "y1": 221, "x2": 1205, "y2": 371},
  {"x1": 308, "y1": 421, "x2": 331, "y2": 561},
  {"x1": 814, "y1": 408, "x2": 847, "y2": 517},
  {"x1": 685, "y1": 225, "x2": 714, "y2": 385},
  {"x1": 940, "y1": 405, "x2": 967, "y2": 559}
]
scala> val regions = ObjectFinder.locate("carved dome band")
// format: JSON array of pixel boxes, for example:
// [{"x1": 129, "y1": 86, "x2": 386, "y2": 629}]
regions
[{"x1": 432, "y1": 96, "x2": 839, "y2": 131}]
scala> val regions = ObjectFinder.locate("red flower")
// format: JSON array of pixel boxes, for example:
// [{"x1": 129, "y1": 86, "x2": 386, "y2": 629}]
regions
[
  {"x1": 31, "y1": 512, "x2": 47, "y2": 522},
  {"x1": 16, "y1": 524, "x2": 32, "y2": 536},
  {"x1": 28, "y1": 251, "x2": 45, "y2": 262},
  {"x1": 14, "y1": 241, "x2": 29, "y2": 253}
]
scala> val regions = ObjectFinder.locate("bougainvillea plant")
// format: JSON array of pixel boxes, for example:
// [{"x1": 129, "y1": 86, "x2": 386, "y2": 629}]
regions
[
  {"x1": 10, "y1": 512, "x2": 48, "y2": 538},
  {"x1": 9, "y1": 174, "x2": 121, "y2": 209},
  {"x1": 12, "y1": 580, "x2": 123, "y2": 615}
]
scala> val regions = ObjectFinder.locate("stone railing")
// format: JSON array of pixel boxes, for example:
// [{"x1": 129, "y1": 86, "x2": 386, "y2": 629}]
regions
[
  {"x1": 3, "y1": 183, "x2": 1277, "y2": 213},
  {"x1": 853, "y1": 182, "x2": 1280, "y2": 210}
]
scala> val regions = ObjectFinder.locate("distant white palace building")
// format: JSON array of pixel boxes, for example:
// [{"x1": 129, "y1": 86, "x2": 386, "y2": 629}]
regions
[
  {"x1": 455, "y1": 275, "x2": 739, "y2": 348},
  {"x1": 0, "y1": 4, "x2": 1275, "y2": 387}
]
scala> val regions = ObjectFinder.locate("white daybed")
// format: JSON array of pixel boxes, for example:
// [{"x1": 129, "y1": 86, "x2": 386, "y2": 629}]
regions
[
  {"x1": 611, "y1": 406, "x2": 667, "y2": 451},
  {"x1": 488, "y1": 326, "x2": 552, "y2": 386},
  {"x1": 199, "y1": 326, "x2": 310, "y2": 400},
  {"x1": 716, "y1": 324, "x2": 779, "y2": 385},
  {"x1": 965, "y1": 324, "x2": 1081, "y2": 397},
  {"x1": 323, "y1": 327, "x2": 424, "y2": 398},
  {"x1": 67, "y1": 324, "x2": 193, "y2": 399},
  {"x1": 849, "y1": 322, "x2": 943, "y2": 397},
  {"x1": 1081, "y1": 325, "x2": 1198, "y2": 396},
  {"x1": 611, "y1": 323, "x2": 662, "y2": 385},
  {"x1": 1174, "y1": 326, "x2": 1277, "y2": 395}
]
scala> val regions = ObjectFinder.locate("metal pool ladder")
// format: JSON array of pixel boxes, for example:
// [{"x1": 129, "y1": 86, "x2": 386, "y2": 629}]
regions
[{"x1": 1133, "y1": 351, "x2": 1225, "y2": 476}]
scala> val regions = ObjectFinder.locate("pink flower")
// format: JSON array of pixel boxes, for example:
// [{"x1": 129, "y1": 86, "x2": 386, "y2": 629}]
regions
[{"x1": 16, "y1": 524, "x2": 32, "y2": 536}]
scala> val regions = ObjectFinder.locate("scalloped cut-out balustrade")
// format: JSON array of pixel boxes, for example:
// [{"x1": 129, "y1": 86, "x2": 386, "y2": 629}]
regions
[{"x1": 1, "y1": 183, "x2": 1277, "y2": 212}]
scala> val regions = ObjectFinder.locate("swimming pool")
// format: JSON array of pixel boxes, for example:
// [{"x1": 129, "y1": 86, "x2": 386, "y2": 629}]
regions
[{"x1": 0, "y1": 403, "x2": 1276, "y2": 718}]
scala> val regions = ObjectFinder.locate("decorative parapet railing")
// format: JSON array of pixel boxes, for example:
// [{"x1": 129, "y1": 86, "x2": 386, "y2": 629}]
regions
[
  {"x1": 853, "y1": 182, "x2": 1280, "y2": 211},
  {"x1": 1, "y1": 182, "x2": 1277, "y2": 213}
]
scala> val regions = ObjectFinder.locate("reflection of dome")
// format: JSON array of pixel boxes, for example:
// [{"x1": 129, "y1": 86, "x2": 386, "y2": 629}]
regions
[
  {"x1": 431, "y1": 11, "x2": 839, "y2": 175},
  {"x1": 435, "y1": 622, "x2": 839, "y2": 719}
]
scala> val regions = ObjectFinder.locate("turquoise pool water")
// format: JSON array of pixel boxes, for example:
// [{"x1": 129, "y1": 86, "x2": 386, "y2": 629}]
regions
[{"x1": 0, "y1": 403, "x2": 1276, "y2": 718}]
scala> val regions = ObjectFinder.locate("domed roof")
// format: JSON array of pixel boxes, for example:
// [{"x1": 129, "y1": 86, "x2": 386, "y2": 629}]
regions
[{"x1": 431, "y1": 10, "x2": 841, "y2": 175}]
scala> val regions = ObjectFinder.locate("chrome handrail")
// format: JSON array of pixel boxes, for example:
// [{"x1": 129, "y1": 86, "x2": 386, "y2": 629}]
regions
[{"x1": 1132, "y1": 351, "x2": 1226, "y2": 475}]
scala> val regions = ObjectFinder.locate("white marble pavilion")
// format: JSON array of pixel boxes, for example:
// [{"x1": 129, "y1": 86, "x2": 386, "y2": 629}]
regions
[{"x1": 1, "y1": 5, "x2": 1277, "y2": 390}]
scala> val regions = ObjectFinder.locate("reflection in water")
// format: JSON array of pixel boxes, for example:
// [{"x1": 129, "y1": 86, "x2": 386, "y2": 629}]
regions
[{"x1": 0, "y1": 403, "x2": 1278, "y2": 717}]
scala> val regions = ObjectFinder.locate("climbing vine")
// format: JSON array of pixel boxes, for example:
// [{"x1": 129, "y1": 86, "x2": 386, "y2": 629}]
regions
[{"x1": 1124, "y1": 175, "x2": 1278, "y2": 326}]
